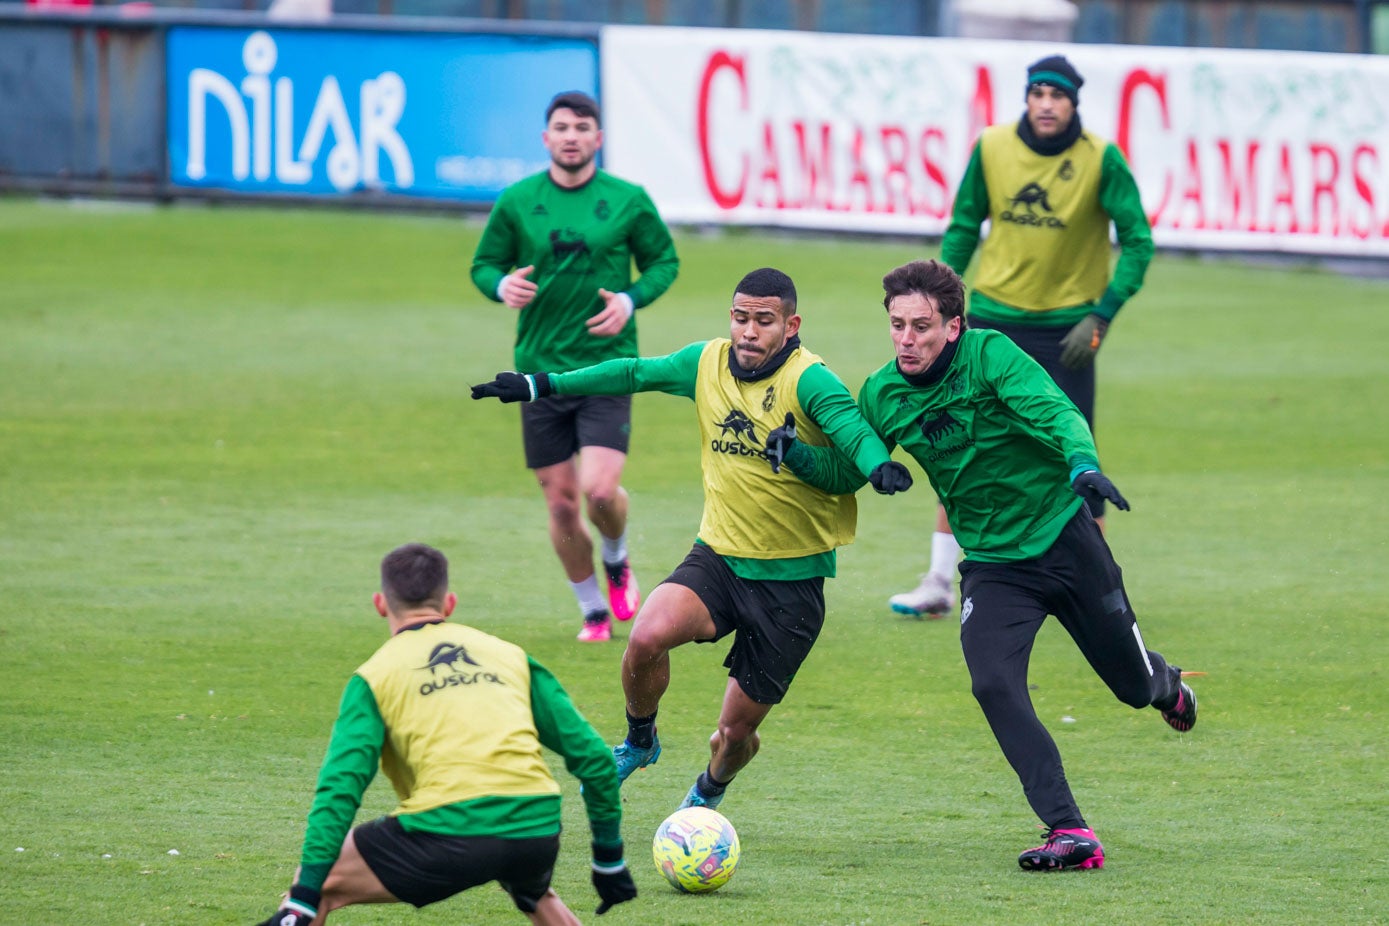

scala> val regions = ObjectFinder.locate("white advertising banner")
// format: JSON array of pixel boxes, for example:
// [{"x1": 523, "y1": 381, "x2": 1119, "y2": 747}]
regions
[{"x1": 601, "y1": 25, "x2": 1389, "y2": 257}]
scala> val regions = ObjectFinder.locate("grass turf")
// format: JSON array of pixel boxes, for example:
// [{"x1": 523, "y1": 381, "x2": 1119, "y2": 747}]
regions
[{"x1": 0, "y1": 197, "x2": 1385, "y2": 924}]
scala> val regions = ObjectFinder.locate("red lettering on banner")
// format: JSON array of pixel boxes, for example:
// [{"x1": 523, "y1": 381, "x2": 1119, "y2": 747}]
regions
[
  {"x1": 1350, "y1": 144, "x2": 1378, "y2": 239},
  {"x1": 919, "y1": 127, "x2": 950, "y2": 219},
  {"x1": 1216, "y1": 140, "x2": 1260, "y2": 232},
  {"x1": 1308, "y1": 143, "x2": 1340, "y2": 236},
  {"x1": 881, "y1": 125, "x2": 911, "y2": 214},
  {"x1": 846, "y1": 127, "x2": 875, "y2": 213},
  {"x1": 968, "y1": 65, "x2": 994, "y2": 148},
  {"x1": 757, "y1": 123, "x2": 787, "y2": 209},
  {"x1": 697, "y1": 51, "x2": 748, "y2": 210},
  {"x1": 1175, "y1": 140, "x2": 1206, "y2": 230},
  {"x1": 792, "y1": 121, "x2": 834, "y2": 210},
  {"x1": 1117, "y1": 68, "x2": 1170, "y2": 225},
  {"x1": 1270, "y1": 144, "x2": 1299, "y2": 234}
]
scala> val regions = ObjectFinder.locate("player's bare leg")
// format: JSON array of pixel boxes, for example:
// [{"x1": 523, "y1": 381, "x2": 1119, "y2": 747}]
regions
[
  {"x1": 680, "y1": 678, "x2": 772, "y2": 809},
  {"x1": 579, "y1": 446, "x2": 639, "y2": 622},
  {"x1": 535, "y1": 460, "x2": 610, "y2": 639},
  {"x1": 527, "y1": 889, "x2": 581, "y2": 926},
  {"x1": 536, "y1": 459, "x2": 596, "y2": 583},
  {"x1": 613, "y1": 583, "x2": 715, "y2": 781},
  {"x1": 309, "y1": 830, "x2": 397, "y2": 923},
  {"x1": 579, "y1": 446, "x2": 628, "y2": 541}
]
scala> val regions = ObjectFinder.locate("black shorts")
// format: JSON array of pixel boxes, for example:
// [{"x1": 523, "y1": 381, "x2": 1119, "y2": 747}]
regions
[
  {"x1": 967, "y1": 315, "x2": 1102, "y2": 517},
  {"x1": 521, "y1": 393, "x2": 632, "y2": 469},
  {"x1": 352, "y1": 815, "x2": 559, "y2": 913},
  {"x1": 664, "y1": 542, "x2": 826, "y2": 705}
]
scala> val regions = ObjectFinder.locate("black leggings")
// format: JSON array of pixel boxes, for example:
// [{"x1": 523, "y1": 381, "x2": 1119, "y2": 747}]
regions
[{"x1": 957, "y1": 509, "x2": 1181, "y2": 830}]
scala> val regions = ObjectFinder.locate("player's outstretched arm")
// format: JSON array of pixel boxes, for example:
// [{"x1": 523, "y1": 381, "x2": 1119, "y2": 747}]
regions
[{"x1": 470, "y1": 371, "x2": 552, "y2": 403}]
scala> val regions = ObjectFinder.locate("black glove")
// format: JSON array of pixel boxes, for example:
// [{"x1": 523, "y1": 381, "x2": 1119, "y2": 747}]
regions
[
  {"x1": 868, "y1": 461, "x2": 913, "y2": 495},
  {"x1": 254, "y1": 885, "x2": 320, "y2": 926},
  {"x1": 592, "y1": 841, "x2": 637, "y2": 915},
  {"x1": 1058, "y1": 314, "x2": 1109, "y2": 370},
  {"x1": 1072, "y1": 470, "x2": 1130, "y2": 511},
  {"x1": 470, "y1": 371, "x2": 552, "y2": 403},
  {"x1": 765, "y1": 412, "x2": 798, "y2": 474}
]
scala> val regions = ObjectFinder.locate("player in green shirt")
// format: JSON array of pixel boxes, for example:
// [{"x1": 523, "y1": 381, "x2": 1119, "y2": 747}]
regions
[
  {"x1": 253, "y1": 543, "x2": 634, "y2": 926},
  {"x1": 471, "y1": 91, "x2": 680, "y2": 643},
  {"x1": 892, "y1": 55, "x2": 1155, "y2": 618},
  {"x1": 472, "y1": 268, "x2": 912, "y2": 813},
  {"x1": 767, "y1": 260, "x2": 1196, "y2": 871}
]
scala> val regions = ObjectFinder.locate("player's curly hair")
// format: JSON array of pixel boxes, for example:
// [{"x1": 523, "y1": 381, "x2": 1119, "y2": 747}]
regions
[{"x1": 881, "y1": 259, "x2": 966, "y2": 321}]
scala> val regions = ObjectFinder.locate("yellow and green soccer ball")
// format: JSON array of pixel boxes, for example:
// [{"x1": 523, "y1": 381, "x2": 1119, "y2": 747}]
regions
[{"x1": 652, "y1": 806, "x2": 741, "y2": 893}]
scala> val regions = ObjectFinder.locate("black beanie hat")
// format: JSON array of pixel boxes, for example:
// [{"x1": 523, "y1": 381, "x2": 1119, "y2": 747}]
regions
[{"x1": 1026, "y1": 55, "x2": 1083, "y2": 105}]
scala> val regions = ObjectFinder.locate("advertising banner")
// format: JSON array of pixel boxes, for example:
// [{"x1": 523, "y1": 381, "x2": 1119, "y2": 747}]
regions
[
  {"x1": 168, "y1": 27, "x2": 597, "y2": 201},
  {"x1": 602, "y1": 25, "x2": 1389, "y2": 256}
]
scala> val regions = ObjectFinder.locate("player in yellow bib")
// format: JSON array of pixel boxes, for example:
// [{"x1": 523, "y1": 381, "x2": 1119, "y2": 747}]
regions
[
  {"x1": 253, "y1": 544, "x2": 634, "y2": 926},
  {"x1": 471, "y1": 268, "x2": 913, "y2": 812},
  {"x1": 891, "y1": 55, "x2": 1155, "y2": 619}
]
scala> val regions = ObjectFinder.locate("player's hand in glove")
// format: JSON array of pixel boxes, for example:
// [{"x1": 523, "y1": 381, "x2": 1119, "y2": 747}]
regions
[
  {"x1": 254, "y1": 885, "x2": 319, "y2": 926},
  {"x1": 1058, "y1": 314, "x2": 1109, "y2": 370},
  {"x1": 591, "y1": 841, "x2": 637, "y2": 915},
  {"x1": 765, "y1": 412, "x2": 798, "y2": 474},
  {"x1": 868, "y1": 461, "x2": 913, "y2": 495},
  {"x1": 470, "y1": 371, "x2": 552, "y2": 403},
  {"x1": 1072, "y1": 470, "x2": 1130, "y2": 511}
]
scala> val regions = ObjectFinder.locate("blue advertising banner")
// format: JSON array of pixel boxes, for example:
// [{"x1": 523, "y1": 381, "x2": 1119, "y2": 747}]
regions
[{"x1": 168, "y1": 28, "x2": 597, "y2": 201}]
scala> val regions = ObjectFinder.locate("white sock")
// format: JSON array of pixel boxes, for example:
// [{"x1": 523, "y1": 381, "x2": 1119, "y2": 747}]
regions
[
  {"x1": 600, "y1": 531, "x2": 628, "y2": 567},
  {"x1": 928, "y1": 531, "x2": 961, "y2": 582},
  {"x1": 571, "y1": 574, "x2": 607, "y2": 617}
]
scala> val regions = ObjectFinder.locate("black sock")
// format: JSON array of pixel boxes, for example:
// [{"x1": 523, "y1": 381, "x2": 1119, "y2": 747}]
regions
[
  {"x1": 626, "y1": 711, "x2": 657, "y2": 749},
  {"x1": 697, "y1": 767, "x2": 730, "y2": 796}
]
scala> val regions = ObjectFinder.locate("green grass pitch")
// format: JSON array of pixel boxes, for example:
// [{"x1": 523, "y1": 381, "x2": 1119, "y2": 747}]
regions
[{"x1": 1, "y1": 197, "x2": 1385, "y2": 924}]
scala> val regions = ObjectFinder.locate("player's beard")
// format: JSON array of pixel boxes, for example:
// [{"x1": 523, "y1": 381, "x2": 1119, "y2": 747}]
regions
[{"x1": 552, "y1": 150, "x2": 596, "y2": 175}]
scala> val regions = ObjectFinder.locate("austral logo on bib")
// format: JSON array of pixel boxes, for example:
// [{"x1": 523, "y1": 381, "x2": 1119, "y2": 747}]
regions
[
  {"x1": 417, "y1": 641, "x2": 502, "y2": 696},
  {"x1": 1000, "y1": 182, "x2": 1066, "y2": 228},
  {"x1": 711, "y1": 409, "x2": 770, "y2": 460}
]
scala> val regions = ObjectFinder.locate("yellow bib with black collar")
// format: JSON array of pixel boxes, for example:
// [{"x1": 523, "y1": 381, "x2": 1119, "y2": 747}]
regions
[
  {"x1": 356, "y1": 622, "x2": 559, "y2": 815},
  {"x1": 974, "y1": 123, "x2": 1112, "y2": 311},
  {"x1": 694, "y1": 339, "x2": 856, "y2": 558}
]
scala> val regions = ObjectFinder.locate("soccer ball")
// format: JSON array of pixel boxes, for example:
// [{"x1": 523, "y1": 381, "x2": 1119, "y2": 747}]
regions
[{"x1": 652, "y1": 806, "x2": 740, "y2": 893}]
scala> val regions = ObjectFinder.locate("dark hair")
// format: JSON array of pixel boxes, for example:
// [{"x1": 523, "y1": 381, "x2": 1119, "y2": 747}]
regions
[
  {"x1": 881, "y1": 260, "x2": 966, "y2": 321},
  {"x1": 380, "y1": 543, "x2": 448, "y2": 610},
  {"x1": 546, "y1": 90, "x2": 601, "y2": 127},
  {"x1": 733, "y1": 267, "x2": 797, "y2": 315}
]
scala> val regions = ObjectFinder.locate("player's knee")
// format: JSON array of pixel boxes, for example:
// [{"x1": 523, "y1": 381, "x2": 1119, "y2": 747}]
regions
[
  {"x1": 624, "y1": 624, "x2": 668, "y2": 664},
  {"x1": 545, "y1": 495, "x2": 583, "y2": 526},
  {"x1": 969, "y1": 672, "x2": 1020, "y2": 712},
  {"x1": 584, "y1": 483, "x2": 619, "y2": 511},
  {"x1": 716, "y1": 716, "x2": 761, "y2": 751}
]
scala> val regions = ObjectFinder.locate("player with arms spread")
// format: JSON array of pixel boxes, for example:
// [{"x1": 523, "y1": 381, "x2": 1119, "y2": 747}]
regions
[
  {"x1": 767, "y1": 260, "x2": 1195, "y2": 871},
  {"x1": 471, "y1": 267, "x2": 912, "y2": 812},
  {"x1": 471, "y1": 90, "x2": 680, "y2": 642},
  {"x1": 253, "y1": 543, "x2": 635, "y2": 925}
]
